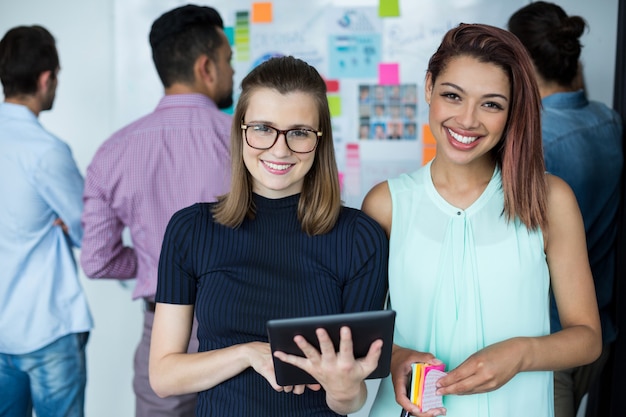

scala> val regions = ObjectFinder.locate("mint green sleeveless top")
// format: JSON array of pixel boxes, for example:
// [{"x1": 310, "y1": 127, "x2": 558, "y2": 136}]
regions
[{"x1": 369, "y1": 162, "x2": 553, "y2": 417}]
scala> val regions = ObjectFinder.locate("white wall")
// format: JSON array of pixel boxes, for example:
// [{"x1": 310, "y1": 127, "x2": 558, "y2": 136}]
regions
[{"x1": 0, "y1": 1, "x2": 619, "y2": 416}]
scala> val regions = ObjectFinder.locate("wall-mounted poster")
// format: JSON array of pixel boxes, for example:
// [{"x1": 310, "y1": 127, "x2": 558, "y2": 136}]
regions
[{"x1": 358, "y1": 84, "x2": 417, "y2": 140}]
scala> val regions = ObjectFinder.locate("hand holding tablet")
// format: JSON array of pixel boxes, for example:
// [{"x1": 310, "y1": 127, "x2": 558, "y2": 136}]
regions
[{"x1": 267, "y1": 310, "x2": 396, "y2": 386}]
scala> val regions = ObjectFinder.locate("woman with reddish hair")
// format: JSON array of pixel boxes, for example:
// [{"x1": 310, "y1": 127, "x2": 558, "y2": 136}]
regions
[{"x1": 364, "y1": 23, "x2": 601, "y2": 417}]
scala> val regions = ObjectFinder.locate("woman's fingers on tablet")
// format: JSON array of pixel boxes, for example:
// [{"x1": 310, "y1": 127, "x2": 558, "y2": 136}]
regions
[
  {"x1": 307, "y1": 383, "x2": 322, "y2": 391},
  {"x1": 292, "y1": 384, "x2": 306, "y2": 395},
  {"x1": 293, "y1": 334, "x2": 321, "y2": 362},
  {"x1": 273, "y1": 349, "x2": 307, "y2": 367},
  {"x1": 360, "y1": 338, "x2": 384, "y2": 372},
  {"x1": 337, "y1": 326, "x2": 355, "y2": 358},
  {"x1": 316, "y1": 327, "x2": 339, "y2": 357}
]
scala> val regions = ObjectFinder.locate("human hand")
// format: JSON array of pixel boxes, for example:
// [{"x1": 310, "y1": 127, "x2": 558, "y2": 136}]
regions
[
  {"x1": 246, "y1": 341, "x2": 309, "y2": 394},
  {"x1": 391, "y1": 346, "x2": 446, "y2": 416},
  {"x1": 273, "y1": 326, "x2": 381, "y2": 411},
  {"x1": 53, "y1": 218, "x2": 68, "y2": 234},
  {"x1": 435, "y1": 339, "x2": 525, "y2": 396}
]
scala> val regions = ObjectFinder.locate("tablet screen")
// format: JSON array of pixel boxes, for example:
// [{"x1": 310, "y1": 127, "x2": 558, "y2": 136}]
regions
[{"x1": 267, "y1": 310, "x2": 396, "y2": 386}]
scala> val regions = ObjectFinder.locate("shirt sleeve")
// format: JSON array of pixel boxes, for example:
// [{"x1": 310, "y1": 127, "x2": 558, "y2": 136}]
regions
[
  {"x1": 32, "y1": 141, "x2": 84, "y2": 248},
  {"x1": 156, "y1": 205, "x2": 200, "y2": 305},
  {"x1": 342, "y1": 212, "x2": 389, "y2": 313},
  {"x1": 80, "y1": 150, "x2": 137, "y2": 279}
]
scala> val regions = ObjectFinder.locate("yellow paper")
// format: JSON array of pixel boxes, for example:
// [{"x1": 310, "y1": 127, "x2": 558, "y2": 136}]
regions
[{"x1": 327, "y1": 95, "x2": 342, "y2": 117}]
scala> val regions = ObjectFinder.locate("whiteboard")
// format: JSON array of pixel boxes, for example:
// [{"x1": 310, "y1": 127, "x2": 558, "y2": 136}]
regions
[{"x1": 113, "y1": 0, "x2": 527, "y2": 208}]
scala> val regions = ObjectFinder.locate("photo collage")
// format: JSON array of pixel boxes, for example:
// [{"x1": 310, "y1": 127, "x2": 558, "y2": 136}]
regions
[{"x1": 358, "y1": 84, "x2": 418, "y2": 140}]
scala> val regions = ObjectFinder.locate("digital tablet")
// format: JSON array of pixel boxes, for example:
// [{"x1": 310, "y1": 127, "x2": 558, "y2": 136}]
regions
[{"x1": 266, "y1": 309, "x2": 396, "y2": 386}]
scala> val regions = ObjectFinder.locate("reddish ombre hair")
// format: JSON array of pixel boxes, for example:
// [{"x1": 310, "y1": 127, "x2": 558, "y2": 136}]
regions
[{"x1": 427, "y1": 23, "x2": 547, "y2": 230}]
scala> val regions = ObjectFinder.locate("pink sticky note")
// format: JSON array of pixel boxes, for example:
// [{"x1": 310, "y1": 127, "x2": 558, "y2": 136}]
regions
[
  {"x1": 421, "y1": 369, "x2": 446, "y2": 412},
  {"x1": 378, "y1": 63, "x2": 399, "y2": 85}
]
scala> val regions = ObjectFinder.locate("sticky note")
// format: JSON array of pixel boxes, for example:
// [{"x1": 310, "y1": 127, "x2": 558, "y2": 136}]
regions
[
  {"x1": 325, "y1": 79, "x2": 340, "y2": 93},
  {"x1": 422, "y1": 146, "x2": 436, "y2": 165},
  {"x1": 327, "y1": 95, "x2": 342, "y2": 117},
  {"x1": 421, "y1": 370, "x2": 446, "y2": 411},
  {"x1": 224, "y1": 27, "x2": 234, "y2": 46},
  {"x1": 346, "y1": 143, "x2": 360, "y2": 168},
  {"x1": 236, "y1": 10, "x2": 249, "y2": 23},
  {"x1": 408, "y1": 363, "x2": 446, "y2": 412},
  {"x1": 422, "y1": 124, "x2": 436, "y2": 145},
  {"x1": 235, "y1": 11, "x2": 250, "y2": 62},
  {"x1": 379, "y1": 0, "x2": 400, "y2": 17},
  {"x1": 378, "y1": 63, "x2": 399, "y2": 85},
  {"x1": 252, "y1": 2, "x2": 273, "y2": 23}
]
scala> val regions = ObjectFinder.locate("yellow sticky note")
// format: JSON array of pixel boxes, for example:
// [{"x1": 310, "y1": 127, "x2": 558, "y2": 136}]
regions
[
  {"x1": 379, "y1": 0, "x2": 400, "y2": 17},
  {"x1": 327, "y1": 95, "x2": 342, "y2": 117},
  {"x1": 252, "y1": 2, "x2": 273, "y2": 23}
]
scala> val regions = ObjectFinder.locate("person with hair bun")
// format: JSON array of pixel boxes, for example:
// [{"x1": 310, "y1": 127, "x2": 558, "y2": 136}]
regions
[
  {"x1": 509, "y1": 3, "x2": 623, "y2": 417},
  {"x1": 364, "y1": 23, "x2": 601, "y2": 417}
]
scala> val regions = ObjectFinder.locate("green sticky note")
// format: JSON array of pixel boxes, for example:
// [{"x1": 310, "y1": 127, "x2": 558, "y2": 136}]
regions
[
  {"x1": 379, "y1": 0, "x2": 400, "y2": 17},
  {"x1": 327, "y1": 95, "x2": 341, "y2": 117}
]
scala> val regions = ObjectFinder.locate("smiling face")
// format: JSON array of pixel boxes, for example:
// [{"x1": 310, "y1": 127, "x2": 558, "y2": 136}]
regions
[
  {"x1": 242, "y1": 87, "x2": 319, "y2": 199},
  {"x1": 425, "y1": 55, "x2": 510, "y2": 167}
]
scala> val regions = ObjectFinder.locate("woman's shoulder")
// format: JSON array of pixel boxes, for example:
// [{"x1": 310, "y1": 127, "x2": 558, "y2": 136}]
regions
[
  {"x1": 543, "y1": 172, "x2": 580, "y2": 237},
  {"x1": 168, "y1": 202, "x2": 216, "y2": 229},
  {"x1": 545, "y1": 173, "x2": 577, "y2": 206},
  {"x1": 337, "y1": 206, "x2": 388, "y2": 244}
]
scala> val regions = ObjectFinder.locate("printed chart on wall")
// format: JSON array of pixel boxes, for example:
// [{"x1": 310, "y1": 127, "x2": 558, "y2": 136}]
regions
[{"x1": 114, "y1": 0, "x2": 525, "y2": 208}]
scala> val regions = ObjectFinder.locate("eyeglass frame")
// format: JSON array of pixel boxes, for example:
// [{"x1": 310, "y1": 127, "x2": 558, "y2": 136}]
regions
[{"x1": 241, "y1": 121, "x2": 322, "y2": 154}]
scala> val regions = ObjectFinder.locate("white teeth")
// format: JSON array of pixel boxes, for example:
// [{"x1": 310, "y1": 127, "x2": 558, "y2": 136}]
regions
[
  {"x1": 448, "y1": 128, "x2": 478, "y2": 144},
  {"x1": 265, "y1": 161, "x2": 291, "y2": 171}
]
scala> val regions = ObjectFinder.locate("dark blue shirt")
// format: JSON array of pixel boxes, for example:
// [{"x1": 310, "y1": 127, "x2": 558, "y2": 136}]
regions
[{"x1": 157, "y1": 193, "x2": 389, "y2": 416}]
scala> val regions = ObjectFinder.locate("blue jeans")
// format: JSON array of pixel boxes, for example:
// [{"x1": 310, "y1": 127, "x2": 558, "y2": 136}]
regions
[{"x1": 0, "y1": 332, "x2": 89, "y2": 417}]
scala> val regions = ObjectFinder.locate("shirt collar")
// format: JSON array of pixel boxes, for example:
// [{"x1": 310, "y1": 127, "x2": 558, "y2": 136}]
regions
[
  {"x1": 156, "y1": 93, "x2": 218, "y2": 110},
  {"x1": 541, "y1": 90, "x2": 588, "y2": 110},
  {"x1": 0, "y1": 102, "x2": 39, "y2": 121}
]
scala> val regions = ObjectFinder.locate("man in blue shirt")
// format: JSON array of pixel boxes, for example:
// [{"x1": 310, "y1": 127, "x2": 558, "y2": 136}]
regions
[
  {"x1": 0, "y1": 25, "x2": 93, "y2": 417},
  {"x1": 509, "y1": 3, "x2": 624, "y2": 417}
]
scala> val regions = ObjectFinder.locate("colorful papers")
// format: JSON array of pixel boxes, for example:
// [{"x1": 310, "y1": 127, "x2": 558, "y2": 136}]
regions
[{"x1": 408, "y1": 362, "x2": 446, "y2": 412}]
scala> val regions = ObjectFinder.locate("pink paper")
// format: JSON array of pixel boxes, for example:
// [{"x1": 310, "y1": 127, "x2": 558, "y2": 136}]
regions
[
  {"x1": 378, "y1": 63, "x2": 399, "y2": 85},
  {"x1": 421, "y1": 369, "x2": 446, "y2": 411}
]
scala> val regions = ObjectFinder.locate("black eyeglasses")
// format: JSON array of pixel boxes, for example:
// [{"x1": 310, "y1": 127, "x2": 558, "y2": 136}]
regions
[{"x1": 241, "y1": 122, "x2": 322, "y2": 154}]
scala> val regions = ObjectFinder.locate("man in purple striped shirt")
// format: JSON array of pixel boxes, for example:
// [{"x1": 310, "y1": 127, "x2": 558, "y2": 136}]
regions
[{"x1": 80, "y1": 5, "x2": 233, "y2": 416}]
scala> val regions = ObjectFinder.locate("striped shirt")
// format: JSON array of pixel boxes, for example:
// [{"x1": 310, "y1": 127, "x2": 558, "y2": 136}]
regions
[
  {"x1": 157, "y1": 193, "x2": 389, "y2": 416},
  {"x1": 80, "y1": 94, "x2": 232, "y2": 299}
]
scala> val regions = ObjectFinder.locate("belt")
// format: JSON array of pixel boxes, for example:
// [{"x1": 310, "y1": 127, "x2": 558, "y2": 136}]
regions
[{"x1": 144, "y1": 300, "x2": 156, "y2": 313}]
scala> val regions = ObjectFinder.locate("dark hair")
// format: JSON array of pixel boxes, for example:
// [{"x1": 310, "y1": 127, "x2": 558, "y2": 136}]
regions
[
  {"x1": 0, "y1": 25, "x2": 58, "y2": 97},
  {"x1": 213, "y1": 56, "x2": 341, "y2": 236},
  {"x1": 149, "y1": 4, "x2": 224, "y2": 88},
  {"x1": 508, "y1": 1, "x2": 586, "y2": 87},
  {"x1": 427, "y1": 23, "x2": 547, "y2": 230}
]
